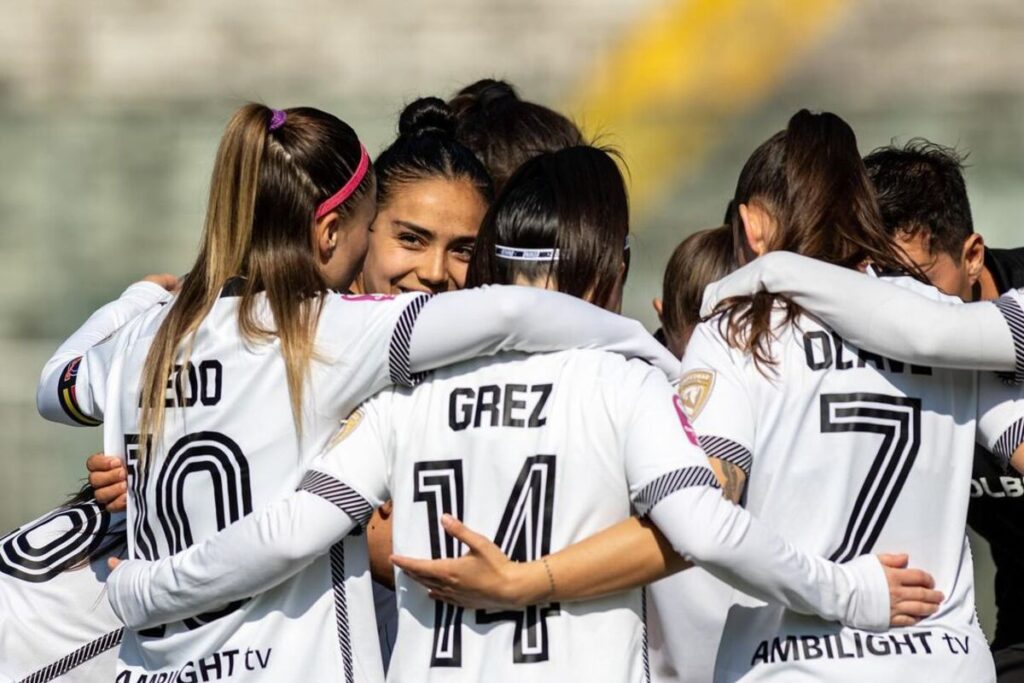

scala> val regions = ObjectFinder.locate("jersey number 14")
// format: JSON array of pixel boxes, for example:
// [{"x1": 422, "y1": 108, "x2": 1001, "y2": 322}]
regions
[{"x1": 413, "y1": 455, "x2": 560, "y2": 668}]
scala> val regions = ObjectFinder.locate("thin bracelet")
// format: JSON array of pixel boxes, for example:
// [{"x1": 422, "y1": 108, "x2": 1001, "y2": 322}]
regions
[{"x1": 541, "y1": 557, "x2": 556, "y2": 598}]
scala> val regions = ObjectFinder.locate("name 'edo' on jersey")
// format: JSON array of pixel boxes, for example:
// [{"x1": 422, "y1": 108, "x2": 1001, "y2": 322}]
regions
[
  {"x1": 91, "y1": 289, "x2": 427, "y2": 682},
  {"x1": 680, "y1": 275, "x2": 1024, "y2": 683}
]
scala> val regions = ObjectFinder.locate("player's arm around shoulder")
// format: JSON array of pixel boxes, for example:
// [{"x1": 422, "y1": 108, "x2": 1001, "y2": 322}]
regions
[{"x1": 977, "y1": 367, "x2": 1024, "y2": 472}]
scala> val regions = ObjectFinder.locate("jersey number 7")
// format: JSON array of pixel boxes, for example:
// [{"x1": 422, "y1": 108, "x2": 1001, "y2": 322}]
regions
[
  {"x1": 820, "y1": 393, "x2": 922, "y2": 562},
  {"x1": 413, "y1": 455, "x2": 560, "y2": 668}
]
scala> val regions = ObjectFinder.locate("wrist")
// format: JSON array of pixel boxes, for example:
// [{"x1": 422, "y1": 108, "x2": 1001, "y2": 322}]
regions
[{"x1": 507, "y1": 560, "x2": 554, "y2": 607}]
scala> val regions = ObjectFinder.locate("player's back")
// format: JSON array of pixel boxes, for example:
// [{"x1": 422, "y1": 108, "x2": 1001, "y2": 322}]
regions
[
  {"x1": 682, "y1": 276, "x2": 1012, "y2": 682},
  {"x1": 105, "y1": 288, "x2": 421, "y2": 681},
  {"x1": 0, "y1": 501, "x2": 124, "y2": 682},
  {"x1": 384, "y1": 350, "x2": 654, "y2": 682}
]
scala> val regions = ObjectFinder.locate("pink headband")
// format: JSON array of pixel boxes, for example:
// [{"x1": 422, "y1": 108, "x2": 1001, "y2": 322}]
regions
[{"x1": 314, "y1": 144, "x2": 370, "y2": 220}]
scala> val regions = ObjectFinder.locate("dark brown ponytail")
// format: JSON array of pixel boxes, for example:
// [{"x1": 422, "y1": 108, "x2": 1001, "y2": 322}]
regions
[{"x1": 719, "y1": 109, "x2": 923, "y2": 369}]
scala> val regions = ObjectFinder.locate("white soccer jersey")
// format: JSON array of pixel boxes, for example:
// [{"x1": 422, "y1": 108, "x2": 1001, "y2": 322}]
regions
[
  {"x1": 681, "y1": 276, "x2": 1024, "y2": 682},
  {"x1": 35, "y1": 282, "x2": 679, "y2": 683},
  {"x1": 104, "y1": 349, "x2": 899, "y2": 683},
  {"x1": 0, "y1": 501, "x2": 125, "y2": 682},
  {"x1": 55, "y1": 288, "x2": 431, "y2": 683}
]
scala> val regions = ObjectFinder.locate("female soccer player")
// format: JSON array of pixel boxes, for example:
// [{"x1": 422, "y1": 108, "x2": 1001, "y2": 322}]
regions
[
  {"x1": 0, "y1": 486, "x2": 126, "y2": 682},
  {"x1": 32, "y1": 104, "x2": 677, "y2": 683},
  {"x1": 353, "y1": 97, "x2": 492, "y2": 297},
  {"x1": 678, "y1": 111, "x2": 1024, "y2": 681},
  {"x1": 391, "y1": 112, "x2": 1024, "y2": 683},
  {"x1": 103, "y1": 145, "x2": 934, "y2": 682}
]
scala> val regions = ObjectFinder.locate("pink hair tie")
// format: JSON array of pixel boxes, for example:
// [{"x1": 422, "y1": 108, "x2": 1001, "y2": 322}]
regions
[{"x1": 314, "y1": 144, "x2": 370, "y2": 220}]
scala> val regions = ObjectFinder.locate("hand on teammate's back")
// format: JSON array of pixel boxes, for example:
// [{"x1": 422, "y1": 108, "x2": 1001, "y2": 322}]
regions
[
  {"x1": 141, "y1": 273, "x2": 181, "y2": 292},
  {"x1": 878, "y1": 553, "x2": 944, "y2": 627},
  {"x1": 391, "y1": 514, "x2": 545, "y2": 610},
  {"x1": 86, "y1": 453, "x2": 127, "y2": 512}
]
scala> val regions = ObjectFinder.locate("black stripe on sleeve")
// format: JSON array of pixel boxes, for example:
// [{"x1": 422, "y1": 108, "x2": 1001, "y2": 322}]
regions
[
  {"x1": 18, "y1": 628, "x2": 123, "y2": 683},
  {"x1": 56, "y1": 357, "x2": 103, "y2": 426},
  {"x1": 633, "y1": 466, "x2": 720, "y2": 517},
  {"x1": 698, "y1": 435, "x2": 753, "y2": 476},
  {"x1": 994, "y1": 294, "x2": 1024, "y2": 385},
  {"x1": 388, "y1": 293, "x2": 433, "y2": 387},
  {"x1": 298, "y1": 470, "x2": 374, "y2": 526},
  {"x1": 994, "y1": 418, "x2": 1024, "y2": 470}
]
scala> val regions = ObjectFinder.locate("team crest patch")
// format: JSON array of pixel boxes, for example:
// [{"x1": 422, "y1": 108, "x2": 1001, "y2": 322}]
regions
[
  {"x1": 329, "y1": 408, "x2": 364, "y2": 448},
  {"x1": 677, "y1": 369, "x2": 715, "y2": 420}
]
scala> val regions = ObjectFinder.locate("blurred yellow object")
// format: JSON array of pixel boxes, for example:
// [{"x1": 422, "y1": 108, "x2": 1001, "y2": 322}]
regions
[{"x1": 569, "y1": 0, "x2": 849, "y2": 212}]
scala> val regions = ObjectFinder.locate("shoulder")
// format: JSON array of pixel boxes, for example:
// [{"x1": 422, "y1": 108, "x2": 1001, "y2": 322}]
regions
[{"x1": 875, "y1": 273, "x2": 961, "y2": 303}]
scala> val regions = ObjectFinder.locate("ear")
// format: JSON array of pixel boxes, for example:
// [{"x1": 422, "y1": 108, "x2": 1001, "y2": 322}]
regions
[
  {"x1": 652, "y1": 298, "x2": 664, "y2": 323},
  {"x1": 313, "y1": 213, "x2": 340, "y2": 263},
  {"x1": 962, "y1": 233, "x2": 985, "y2": 285},
  {"x1": 739, "y1": 202, "x2": 770, "y2": 257}
]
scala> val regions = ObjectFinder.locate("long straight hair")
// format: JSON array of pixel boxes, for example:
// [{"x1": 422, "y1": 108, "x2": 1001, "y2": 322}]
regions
[
  {"x1": 138, "y1": 104, "x2": 371, "y2": 459},
  {"x1": 719, "y1": 109, "x2": 923, "y2": 368}
]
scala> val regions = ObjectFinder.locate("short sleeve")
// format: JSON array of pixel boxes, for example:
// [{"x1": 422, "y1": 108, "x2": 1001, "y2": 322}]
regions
[
  {"x1": 298, "y1": 392, "x2": 396, "y2": 527},
  {"x1": 678, "y1": 321, "x2": 756, "y2": 477},
  {"x1": 620, "y1": 364, "x2": 721, "y2": 517},
  {"x1": 993, "y1": 289, "x2": 1024, "y2": 385},
  {"x1": 977, "y1": 369, "x2": 1024, "y2": 470}
]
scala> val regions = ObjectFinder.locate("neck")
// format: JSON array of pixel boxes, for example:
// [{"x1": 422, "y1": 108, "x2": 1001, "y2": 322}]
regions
[{"x1": 977, "y1": 265, "x2": 1000, "y2": 301}]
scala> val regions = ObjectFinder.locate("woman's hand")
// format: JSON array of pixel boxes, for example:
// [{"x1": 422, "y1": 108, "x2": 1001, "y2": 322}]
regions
[
  {"x1": 391, "y1": 514, "x2": 548, "y2": 610},
  {"x1": 87, "y1": 453, "x2": 127, "y2": 512},
  {"x1": 142, "y1": 273, "x2": 181, "y2": 292},
  {"x1": 878, "y1": 553, "x2": 943, "y2": 627}
]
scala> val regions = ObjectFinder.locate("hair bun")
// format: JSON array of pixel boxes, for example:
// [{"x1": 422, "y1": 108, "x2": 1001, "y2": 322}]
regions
[
  {"x1": 398, "y1": 97, "x2": 457, "y2": 138},
  {"x1": 456, "y1": 79, "x2": 518, "y2": 108}
]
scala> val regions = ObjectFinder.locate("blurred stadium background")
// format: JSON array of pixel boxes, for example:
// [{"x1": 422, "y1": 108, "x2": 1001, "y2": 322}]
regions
[{"x1": 2, "y1": 0, "x2": 1022, "y2": 637}]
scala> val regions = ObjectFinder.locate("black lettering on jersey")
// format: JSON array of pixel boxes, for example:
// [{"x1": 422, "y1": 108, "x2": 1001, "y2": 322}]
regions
[
  {"x1": 832, "y1": 333, "x2": 854, "y2": 370},
  {"x1": 142, "y1": 360, "x2": 223, "y2": 408},
  {"x1": 447, "y1": 383, "x2": 553, "y2": 432},
  {"x1": 474, "y1": 385, "x2": 502, "y2": 428},
  {"x1": 856, "y1": 348, "x2": 886, "y2": 371},
  {"x1": 501, "y1": 384, "x2": 528, "y2": 427},
  {"x1": 528, "y1": 384, "x2": 551, "y2": 427},
  {"x1": 449, "y1": 388, "x2": 475, "y2": 431},
  {"x1": 803, "y1": 331, "x2": 832, "y2": 370},
  {"x1": 802, "y1": 331, "x2": 932, "y2": 376}
]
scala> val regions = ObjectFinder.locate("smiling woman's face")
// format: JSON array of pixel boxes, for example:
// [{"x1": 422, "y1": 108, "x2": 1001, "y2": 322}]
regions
[{"x1": 358, "y1": 176, "x2": 488, "y2": 295}]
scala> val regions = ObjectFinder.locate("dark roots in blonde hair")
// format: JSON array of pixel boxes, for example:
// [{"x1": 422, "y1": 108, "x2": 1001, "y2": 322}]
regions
[{"x1": 138, "y1": 104, "x2": 371, "y2": 461}]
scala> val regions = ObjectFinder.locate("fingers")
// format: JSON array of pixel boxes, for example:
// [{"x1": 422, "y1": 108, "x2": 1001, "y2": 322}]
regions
[
  {"x1": 440, "y1": 515, "x2": 491, "y2": 553},
  {"x1": 108, "y1": 557, "x2": 121, "y2": 570},
  {"x1": 142, "y1": 274, "x2": 180, "y2": 291},
  {"x1": 390, "y1": 554, "x2": 446, "y2": 578},
  {"x1": 93, "y1": 480, "x2": 128, "y2": 507},
  {"x1": 86, "y1": 453, "x2": 117, "y2": 472},
  {"x1": 876, "y1": 553, "x2": 909, "y2": 569},
  {"x1": 890, "y1": 567, "x2": 936, "y2": 590},
  {"x1": 89, "y1": 465, "x2": 126, "y2": 489},
  {"x1": 108, "y1": 493, "x2": 128, "y2": 513},
  {"x1": 893, "y1": 585, "x2": 944, "y2": 606}
]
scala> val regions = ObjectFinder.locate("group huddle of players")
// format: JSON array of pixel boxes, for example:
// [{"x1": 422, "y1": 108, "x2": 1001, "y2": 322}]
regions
[{"x1": 3, "y1": 78, "x2": 1024, "y2": 683}]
